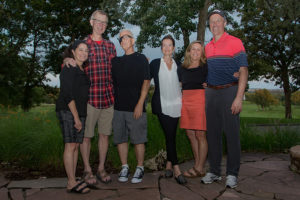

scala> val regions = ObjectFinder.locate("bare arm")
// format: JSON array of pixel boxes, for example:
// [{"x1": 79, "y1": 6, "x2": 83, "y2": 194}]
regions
[
  {"x1": 68, "y1": 100, "x2": 82, "y2": 132},
  {"x1": 133, "y1": 80, "x2": 151, "y2": 119},
  {"x1": 231, "y1": 67, "x2": 248, "y2": 115}
]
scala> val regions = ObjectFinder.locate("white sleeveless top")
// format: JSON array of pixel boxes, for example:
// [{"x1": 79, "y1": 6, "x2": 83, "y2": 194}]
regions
[{"x1": 158, "y1": 58, "x2": 182, "y2": 117}]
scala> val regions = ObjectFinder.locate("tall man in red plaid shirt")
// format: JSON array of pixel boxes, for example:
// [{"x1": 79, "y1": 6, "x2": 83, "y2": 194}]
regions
[{"x1": 65, "y1": 10, "x2": 116, "y2": 184}]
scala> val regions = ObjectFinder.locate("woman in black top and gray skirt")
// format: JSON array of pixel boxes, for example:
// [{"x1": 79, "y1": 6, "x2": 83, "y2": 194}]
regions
[
  {"x1": 56, "y1": 40, "x2": 90, "y2": 194},
  {"x1": 150, "y1": 35, "x2": 187, "y2": 185}
]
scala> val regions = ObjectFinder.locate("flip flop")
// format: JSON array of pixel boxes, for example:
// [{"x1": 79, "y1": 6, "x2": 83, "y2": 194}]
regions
[
  {"x1": 67, "y1": 181, "x2": 90, "y2": 194},
  {"x1": 96, "y1": 170, "x2": 112, "y2": 184},
  {"x1": 82, "y1": 171, "x2": 97, "y2": 189}
]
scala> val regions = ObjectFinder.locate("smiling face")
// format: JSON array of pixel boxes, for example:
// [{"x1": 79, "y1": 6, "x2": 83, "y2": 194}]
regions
[
  {"x1": 72, "y1": 43, "x2": 89, "y2": 66},
  {"x1": 161, "y1": 39, "x2": 175, "y2": 57},
  {"x1": 209, "y1": 14, "x2": 226, "y2": 38},
  {"x1": 189, "y1": 43, "x2": 202, "y2": 63},
  {"x1": 119, "y1": 30, "x2": 135, "y2": 53},
  {"x1": 90, "y1": 13, "x2": 108, "y2": 36}
]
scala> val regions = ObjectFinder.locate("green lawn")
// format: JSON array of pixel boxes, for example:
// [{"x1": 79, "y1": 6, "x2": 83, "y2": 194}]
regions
[{"x1": 0, "y1": 102, "x2": 299, "y2": 174}]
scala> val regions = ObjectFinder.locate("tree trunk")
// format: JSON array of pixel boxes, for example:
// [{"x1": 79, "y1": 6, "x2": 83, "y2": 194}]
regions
[
  {"x1": 197, "y1": 0, "x2": 211, "y2": 42},
  {"x1": 181, "y1": 28, "x2": 190, "y2": 50},
  {"x1": 282, "y1": 65, "x2": 292, "y2": 119}
]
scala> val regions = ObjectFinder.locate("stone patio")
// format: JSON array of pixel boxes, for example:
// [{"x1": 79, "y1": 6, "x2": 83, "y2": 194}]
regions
[{"x1": 1, "y1": 153, "x2": 299, "y2": 200}]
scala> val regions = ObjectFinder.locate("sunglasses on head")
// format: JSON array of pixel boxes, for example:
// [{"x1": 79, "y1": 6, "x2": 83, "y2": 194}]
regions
[{"x1": 118, "y1": 34, "x2": 133, "y2": 43}]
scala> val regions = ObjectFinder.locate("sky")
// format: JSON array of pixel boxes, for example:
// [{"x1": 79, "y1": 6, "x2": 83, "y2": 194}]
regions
[{"x1": 45, "y1": 23, "x2": 281, "y2": 90}]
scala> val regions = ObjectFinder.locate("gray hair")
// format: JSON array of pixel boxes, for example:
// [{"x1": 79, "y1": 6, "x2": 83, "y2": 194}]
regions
[
  {"x1": 90, "y1": 10, "x2": 108, "y2": 21},
  {"x1": 119, "y1": 29, "x2": 134, "y2": 38}
]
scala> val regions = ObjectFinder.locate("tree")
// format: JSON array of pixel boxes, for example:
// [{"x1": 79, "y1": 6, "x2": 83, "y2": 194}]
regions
[
  {"x1": 247, "y1": 89, "x2": 279, "y2": 110},
  {"x1": 232, "y1": 0, "x2": 300, "y2": 118},
  {"x1": 121, "y1": 0, "x2": 240, "y2": 60},
  {"x1": 0, "y1": 0, "x2": 123, "y2": 110}
]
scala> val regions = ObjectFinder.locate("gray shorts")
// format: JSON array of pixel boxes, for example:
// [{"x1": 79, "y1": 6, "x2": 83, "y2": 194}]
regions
[
  {"x1": 113, "y1": 110, "x2": 148, "y2": 145},
  {"x1": 57, "y1": 110, "x2": 85, "y2": 144}
]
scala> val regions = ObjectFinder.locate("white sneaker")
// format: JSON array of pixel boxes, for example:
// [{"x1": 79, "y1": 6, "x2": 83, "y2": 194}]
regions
[
  {"x1": 118, "y1": 166, "x2": 130, "y2": 182},
  {"x1": 201, "y1": 172, "x2": 222, "y2": 184},
  {"x1": 226, "y1": 175, "x2": 237, "y2": 188},
  {"x1": 131, "y1": 167, "x2": 144, "y2": 184}
]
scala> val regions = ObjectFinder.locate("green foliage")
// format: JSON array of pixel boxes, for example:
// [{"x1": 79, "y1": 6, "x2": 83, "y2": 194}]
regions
[
  {"x1": 232, "y1": 0, "x2": 300, "y2": 118},
  {"x1": 121, "y1": 0, "x2": 240, "y2": 59},
  {"x1": 246, "y1": 89, "x2": 279, "y2": 110},
  {"x1": 291, "y1": 91, "x2": 300, "y2": 105},
  {"x1": 0, "y1": 0, "x2": 123, "y2": 111},
  {"x1": 1, "y1": 103, "x2": 300, "y2": 174}
]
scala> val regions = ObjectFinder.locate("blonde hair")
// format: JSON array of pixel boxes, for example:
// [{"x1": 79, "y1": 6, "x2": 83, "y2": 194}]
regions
[
  {"x1": 90, "y1": 10, "x2": 108, "y2": 21},
  {"x1": 182, "y1": 40, "x2": 206, "y2": 68}
]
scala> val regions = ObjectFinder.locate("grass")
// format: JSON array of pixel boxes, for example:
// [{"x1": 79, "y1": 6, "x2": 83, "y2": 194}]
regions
[{"x1": 0, "y1": 102, "x2": 299, "y2": 175}]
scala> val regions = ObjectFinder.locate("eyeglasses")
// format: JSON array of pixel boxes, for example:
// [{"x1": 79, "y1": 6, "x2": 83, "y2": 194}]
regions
[
  {"x1": 118, "y1": 34, "x2": 133, "y2": 43},
  {"x1": 92, "y1": 19, "x2": 108, "y2": 25}
]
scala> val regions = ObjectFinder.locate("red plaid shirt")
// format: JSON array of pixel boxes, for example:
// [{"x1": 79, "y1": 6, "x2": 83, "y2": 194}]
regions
[{"x1": 84, "y1": 35, "x2": 116, "y2": 109}]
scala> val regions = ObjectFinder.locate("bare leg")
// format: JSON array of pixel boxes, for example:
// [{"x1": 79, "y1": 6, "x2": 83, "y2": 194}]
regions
[
  {"x1": 134, "y1": 144, "x2": 145, "y2": 166},
  {"x1": 173, "y1": 164, "x2": 183, "y2": 177},
  {"x1": 186, "y1": 130, "x2": 200, "y2": 167},
  {"x1": 118, "y1": 143, "x2": 129, "y2": 165},
  {"x1": 64, "y1": 143, "x2": 77, "y2": 189},
  {"x1": 80, "y1": 137, "x2": 92, "y2": 172},
  {"x1": 166, "y1": 161, "x2": 172, "y2": 170},
  {"x1": 98, "y1": 134, "x2": 109, "y2": 171},
  {"x1": 73, "y1": 144, "x2": 79, "y2": 177},
  {"x1": 97, "y1": 134, "x2": 111, "y2": 181},
  {"x1": 195, "y1": 130, "x2": 208, "y2": 173}
]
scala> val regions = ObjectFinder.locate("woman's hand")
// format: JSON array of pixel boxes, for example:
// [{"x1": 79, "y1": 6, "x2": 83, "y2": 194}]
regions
[
  {"x1": 233, "y1": 72, "x2": 240, "y2": 79},
  {"x1": 74, "y1": 117, "x2": 82, "y2": 132}
]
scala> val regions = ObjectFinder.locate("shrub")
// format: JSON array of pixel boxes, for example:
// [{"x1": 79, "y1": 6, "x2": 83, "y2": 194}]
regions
[
  {"x1": 248, "y1": 89, "x2": 279, "y2": 110},
  {"x1": 291, "y1": 91, "x2": 300, "y2": 105}
]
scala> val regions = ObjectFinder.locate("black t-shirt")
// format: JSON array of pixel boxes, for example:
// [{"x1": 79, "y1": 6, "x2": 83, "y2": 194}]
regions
[
  {"x1": 112, "y1": 52, "x2": 150, "y2": 112},
  {"x1": 179, "y1": 63, "x2": 208, "y2": 90},
  {"x1": 56, "y1": 66, "x2": 90, "y2": 117}
]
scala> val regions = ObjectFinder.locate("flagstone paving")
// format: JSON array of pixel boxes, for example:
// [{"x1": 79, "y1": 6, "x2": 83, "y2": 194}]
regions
[{"x1": 1, "y1": 153, "x2": 299, "y2": 200}]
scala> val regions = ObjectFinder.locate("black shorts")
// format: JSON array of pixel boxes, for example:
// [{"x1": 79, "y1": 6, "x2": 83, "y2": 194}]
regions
[{"x1": 57, "y1": 110, "x2": 86, "y2": 143}]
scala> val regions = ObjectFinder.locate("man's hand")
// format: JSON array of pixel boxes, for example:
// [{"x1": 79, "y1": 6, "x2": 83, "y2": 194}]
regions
[
  {"x1": 74, "y1": 117, "x2": 82, "y2": 132},
  {"x1": 63, "y1": 57, "x2": 76, "y2": 68},
  {"x1": 231, "y1": 97, "x2": 242, "y2": 115},
  {"x1": 133, "y1": 103, "x2": 143, "y2": 119}
]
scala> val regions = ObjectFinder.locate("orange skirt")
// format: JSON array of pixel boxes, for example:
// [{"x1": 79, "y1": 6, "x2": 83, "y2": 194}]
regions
[{"x1": 180, "y1": 89, "x2": 206, "y2": 130}]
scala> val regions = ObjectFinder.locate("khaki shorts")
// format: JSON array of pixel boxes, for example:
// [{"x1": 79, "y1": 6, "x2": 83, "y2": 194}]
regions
[{"x1": 84, "y1": 103, "x2": 114, "y2": 137}]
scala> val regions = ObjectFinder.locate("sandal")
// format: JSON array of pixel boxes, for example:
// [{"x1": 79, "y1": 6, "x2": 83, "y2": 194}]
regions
[
  {"x1": 165, "y1": 169, "x2": 173, "y2": 178},
  {"x1": 175, "y1": 174, "x2": 187, "y2": 185},
  {"x1": 183, "y1": 168, "x2": 198, "y2": 178},
  {"x1": 67, "y1": 181, "x2": 90, "y2": 194},
  {"x1": 96, "y1": 170, "x2": 112, "y2": 184},
  {"x1": 82, "y1": 171, "x2": 97, "y2": 188},
  {"x1": 193, "y1": 167, "x2": 206, "y2": 177}
]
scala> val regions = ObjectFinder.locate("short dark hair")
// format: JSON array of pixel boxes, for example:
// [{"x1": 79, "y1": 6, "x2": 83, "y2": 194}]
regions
[{"x1": 161, "y1": 34, "x2": 175, "y2": 47}]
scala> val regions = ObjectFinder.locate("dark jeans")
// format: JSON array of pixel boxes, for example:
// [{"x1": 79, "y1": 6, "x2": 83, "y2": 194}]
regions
[
  {"x1": 157, "y1": 113, "x2": 179, "y2": 165},
  {"x1": 205, "y1": 85, "x2": 241, "y2": 176}
]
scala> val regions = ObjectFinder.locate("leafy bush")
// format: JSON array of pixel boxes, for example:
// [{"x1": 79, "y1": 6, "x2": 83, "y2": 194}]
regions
[
  {"x1": 291, "y1": 91, "x2": 300, "y2": 105},
  {"x1": 247, "y1": 89, "x2": 279, "y2": 110}
]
